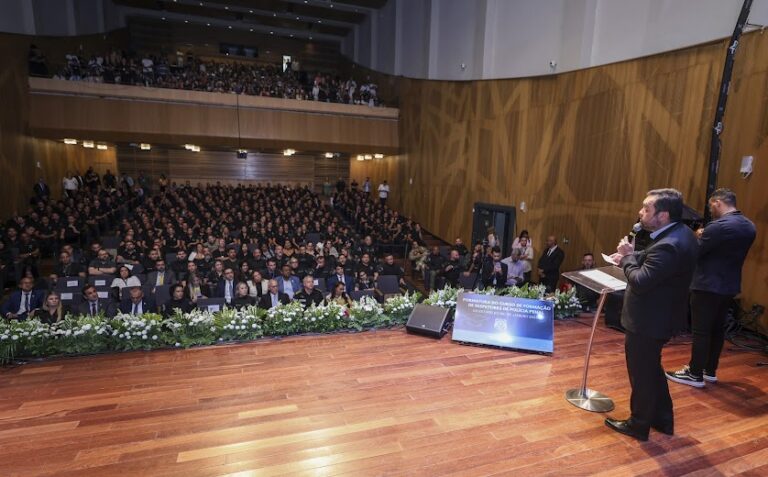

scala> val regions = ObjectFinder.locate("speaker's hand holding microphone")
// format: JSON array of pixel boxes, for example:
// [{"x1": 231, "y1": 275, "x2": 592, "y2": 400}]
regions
[{"x1": 617, "y1": 223, "x2": 641, "y2": 257}]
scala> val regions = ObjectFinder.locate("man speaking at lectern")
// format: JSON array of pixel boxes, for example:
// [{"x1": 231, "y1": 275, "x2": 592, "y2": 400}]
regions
[{"x1": 604, "y1": 188, "x2": 698, "y2": 441}]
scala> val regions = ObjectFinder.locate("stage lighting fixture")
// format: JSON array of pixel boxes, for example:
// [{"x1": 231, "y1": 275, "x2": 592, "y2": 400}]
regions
[
  {"x1": 63, "y1": 138, "x2": 77, "y2": 145},
  {"x1": 325, "y1": 152, "x2": 334, "y2": 158},
  {"x1": 97, "y1": 144, "x2": 108, "y2": 150},
  {"x1": 82, "y1": 141, "x2": 94, "y2": 148},
  {"x1": 140, "y1": 143, "x2": 151, "y2": 150},
  {"x1": 374, "y1": 154, "x2": 384, "y2": 159}
]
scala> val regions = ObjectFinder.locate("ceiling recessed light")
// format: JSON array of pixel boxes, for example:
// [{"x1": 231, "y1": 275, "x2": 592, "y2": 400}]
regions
[
  {"x1": 206, "y1": 23, "x2": 210, "y2": 26},
  {"x1": 140, "y1": 143, "x2": 151, "y2": 150},
  {"x1": 374, "y1": 153, "x2": 384, "y2": 159},
  {"x1": 161, "y1": 17, "x2": 166, "y2": 20},
  {"x1": 228, "y1": 25, "x2": 232, "y2": 29},
  {"x1": 199, "y1": 2, "x2": 203, "y2": 5},
  {"x1": 270, "y1": 31, "x2": 274, "y2": 34},
  {"x1": 249, "y1": 9, "x2": 253, "y2": 13},
  {"x1": 82, "y1": 141, "x2": 94, "y2": 148},
  {"x1": 184, "y1": 20, "x2": 189, "y2": 23},
  {"x1": 63, "y1": 138, "x2": 77, "y2": 145},
  {"x1": 309, "y1": 36, "x2": 312, "y2": 40},
  {"x1": 296, "y1": 16, "x2": 300, "y2": 20},
  {"x1": 224, "y1": 6, "x2": 228, "y2": 9},
  {"x1": 97, "y1": 144, "x2": 108, "y2": 150},
  {"x1": 249, "y1": 28, "x2": 253, "y2": 32},
  {"x1": 324, "y1": 152, "x2": 334, "y2": 158},
  {"x1": 273, "y1": 13, "x2": 277, "y2": 17},
  {"x1": 317, "y1": 20, "x2": 322, "y2": 23},
  {"x1": 290, "y1": 34, "x2": 294, "y2": 37}
]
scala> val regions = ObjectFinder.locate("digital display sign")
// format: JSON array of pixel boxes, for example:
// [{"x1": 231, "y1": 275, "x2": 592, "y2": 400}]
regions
[{"x1": 452, "y1": 292, "x2": 554, "y2": 353}]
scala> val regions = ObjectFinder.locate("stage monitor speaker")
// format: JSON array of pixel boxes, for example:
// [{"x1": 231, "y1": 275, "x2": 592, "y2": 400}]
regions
[{"x1": 406, "y1": 304, "x2": 453, "y2": 338}]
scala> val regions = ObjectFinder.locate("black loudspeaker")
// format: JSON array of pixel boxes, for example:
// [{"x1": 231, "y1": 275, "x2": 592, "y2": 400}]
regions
[{"x1": 405, "y1": 304, "x2": 453, "y2": 338}]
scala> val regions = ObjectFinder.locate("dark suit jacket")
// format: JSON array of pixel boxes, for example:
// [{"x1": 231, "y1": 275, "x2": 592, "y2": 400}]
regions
[
  {"x1": 119, "y1": 297, "x2": 158, "y2": 315},
  {"x1": 620, "y1": 223, "x2": 698, "y2": 340},
  {"x1": 537, "y1": 247, "x2": 565, "y2": 277},
  {"x1": 690, "y1": 211, "x2": 756, "y2": 296},
  {"x1": 327, "y1": 274, "x2": 355, "y2": 293},
  {"x1": 214, "y1": 280, "x2": 237, "y2": 300},
  {"x1": 481, "y1": 260, "x2": 508, "y2": 289},
  {"x1": 258, "y1": 292, "x2": 291, "y2": 309},
  {"x1": 76, "y1": 299, "x2": 117, "y2": 318},
  {"x1": 1, "y1": 289, "x2": 45, "y2": 319}
]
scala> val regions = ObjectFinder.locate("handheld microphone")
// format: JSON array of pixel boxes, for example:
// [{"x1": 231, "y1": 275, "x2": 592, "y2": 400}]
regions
[{"x1": 628, "y1": 222, "x2": 642, "y2": 243}]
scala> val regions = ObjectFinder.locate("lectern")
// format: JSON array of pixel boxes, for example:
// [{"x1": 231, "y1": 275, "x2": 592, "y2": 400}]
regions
[{"x1": 562, "y1": 266, "x2": 628, "y2": 413}]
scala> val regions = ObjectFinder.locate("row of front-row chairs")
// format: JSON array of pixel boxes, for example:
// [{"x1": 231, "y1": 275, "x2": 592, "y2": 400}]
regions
[{"x1": 53, "y1": 274, "x2": 407, "y2": 314}]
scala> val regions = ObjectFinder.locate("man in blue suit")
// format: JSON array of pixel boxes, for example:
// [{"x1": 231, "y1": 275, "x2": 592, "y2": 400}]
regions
[
  {"x1": 1, "y1": 277, "x2": 45, "y2": 320},
  {"x1": 605, "y1": 188, "x2": 698, "y2": 442},
  {"x1": 276, "y1": 265, "x2": 301, "y2": 299},
  {"x1": 666, "y1": 188, "x2": 756, "y2": 388},
  {"x1": 327, "y1": 264, "x2": 354, "y2": 294}
]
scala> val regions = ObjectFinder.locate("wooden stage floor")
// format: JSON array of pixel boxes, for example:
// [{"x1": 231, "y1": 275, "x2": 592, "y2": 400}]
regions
[{"x1": 1, "y1": 317, "x2": 767, "y2": 477}]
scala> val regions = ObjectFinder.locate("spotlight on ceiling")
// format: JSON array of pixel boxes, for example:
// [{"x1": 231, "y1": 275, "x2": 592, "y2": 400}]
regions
[
  {"x1": 63, "y1": 138, "x2": 77, "y2": 145},
  {"x1": 82, "y1": 140, "x2": 94, "y2": 148},
  {"x1": 374, "y1": 153, "x2": 384, "y2": 159},
  {"x1": 324, "y1": 152, "x2": 334, "y2": 158},
  {"x1": 140, "y1": 143, "x2": 151, "y2": 150},
  {"x1": 97, "y1": 144, "x2": 108, "y2": 150}
]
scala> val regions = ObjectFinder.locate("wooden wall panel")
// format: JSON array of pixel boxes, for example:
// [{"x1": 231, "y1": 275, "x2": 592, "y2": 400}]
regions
[
  {"x1": 0, "y1": 34, "x2": 118, "y2": 217},
  {"x1": 117, "y1": 147, "x2": 350, "y2": 189},
  {"x1": 28, "y1": 80, "x2": 399, "y2": 154},
  {"x1": 351, "y1": 33, "x2": 768, "y2": 332}
]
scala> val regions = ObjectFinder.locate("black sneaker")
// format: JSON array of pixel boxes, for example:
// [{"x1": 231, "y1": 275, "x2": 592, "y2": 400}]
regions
[
  {"x1": 703, "y1": 370, "x2": 718, "y2": 383},
  {"x1": 665, "y1": 365, "x2": 705, "y2": 388}
]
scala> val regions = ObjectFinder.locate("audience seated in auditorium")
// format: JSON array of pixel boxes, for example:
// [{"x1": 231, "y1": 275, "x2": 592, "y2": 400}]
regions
[
  {"x1": 294, "y1": 275, "x2": 324, "y2": 309},
  {"x1": 327, "y1": 281, "x2": 353, "y2": 307},
  {"x1": 481, "y1": 247, "x2": 508, "y2": 290},
  {"x1": 231, "y1": 282, "x2": 255, "y2": 310},
  {"x1": 50, "y1": 49, "x2": 383, "y2": 106},
  {"x1": 120, "y1": 286, "x2": 157, "y2": 315},
  {"x1": 1, "y1": 277, "x2": 45, "y2": 320},
  {"x1": 164, "y1": 283, "x2": 195, "y2": 317},
  {"x1": 30, "y1": 291, "x2": 64, "y2": 324},
  {"x1": 501, "y1": 249, "x2": 526, "y2": 287}
]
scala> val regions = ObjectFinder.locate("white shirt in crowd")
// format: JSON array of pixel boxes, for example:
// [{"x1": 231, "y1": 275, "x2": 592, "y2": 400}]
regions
[
  {"x1": 378, "y1": 183, "x2": 390, "y2": 199},
  {"x1": 62, "y1": 176, "x2": 78, "y2": 191}
]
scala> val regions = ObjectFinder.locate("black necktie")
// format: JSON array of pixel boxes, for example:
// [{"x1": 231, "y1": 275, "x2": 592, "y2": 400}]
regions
[
  {"x1": 91, "y1": 302, "x2": 96, "y2": 316},
  {"x1": 24, "y1": 293, "x2": 30, "y2": 312},
  {"x1": 132, "y1": 303, "x2": 138, "y2": 315}
]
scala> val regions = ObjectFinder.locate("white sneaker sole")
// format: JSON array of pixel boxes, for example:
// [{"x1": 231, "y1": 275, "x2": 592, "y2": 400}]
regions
[
  {"x1": 666, "y1": 373, "x2": 705, "y2": 388},
  {"x1": 703, "y1": 375, "x2": 717, "y2": 383}
]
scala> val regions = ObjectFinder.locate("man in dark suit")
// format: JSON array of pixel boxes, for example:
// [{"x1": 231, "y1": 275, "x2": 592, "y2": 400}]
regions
[
  {"x1": 258, "y1": 279, "x2": 290, "y2": 309},
  {"x1": 605, "y1": 188, "x2": 698, "y2": 441},
  {"x1": 327, "y1": 264, "x2": 354, "y2": 294},
  {"x1": 537, "y1": 235, "x2": 565, "y2": 292},
  {"x1": 293, "y1": 275, "x2": 325, "y2": 309},
  {"x1": 119, "y1": 287, "x2": 157, "y2": 315},
  {"x1": 1, "y1": 277, "x2": 45, "y2": 320},
  {"x1": 213, "y1": 268, "x2": 237, "y2": 305},
  {"x1": 76, "y1": 284, "x2": 117, "y2": 318},
  {"x1": 146, "y1": 259, "x2": 176, "y2": 288},
  {"x1": 33, "y1": 178, "x2": 50, "y2": 201},
  {"x1": 666, "y1": 188, "x2": 756, "y2": 387},
  {"x1": 481, "y1": 247, "x2": 508, "y2": 290}
]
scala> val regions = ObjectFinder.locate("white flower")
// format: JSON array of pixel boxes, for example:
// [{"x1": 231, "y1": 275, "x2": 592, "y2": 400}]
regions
[
  {"x1": 11, "y1": 335, "x2": 19, "y2": 341},
  {"x1": 152, "y1": 335, "x2": 158, "y2": 340},
  {"x1": 175, "y1": 342, "x2": 181, "y2": 347}
]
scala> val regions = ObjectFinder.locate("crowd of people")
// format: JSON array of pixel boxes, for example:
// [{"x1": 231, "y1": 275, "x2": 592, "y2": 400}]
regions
[
  {"x1": 1, "y1": 175, "x2": 421, "y2": 322},
  {"x1": 42, "y1": 48, "x2": 382, "y2": 106}
]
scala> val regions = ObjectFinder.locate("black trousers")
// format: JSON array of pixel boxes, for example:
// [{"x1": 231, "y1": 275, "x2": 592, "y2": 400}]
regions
[
  {"x1": 689, "y1": 290, "x2": 732, "y2": 377},
  {"x1": 625, "y1": 331, "x2": 672, "y2": 429}
]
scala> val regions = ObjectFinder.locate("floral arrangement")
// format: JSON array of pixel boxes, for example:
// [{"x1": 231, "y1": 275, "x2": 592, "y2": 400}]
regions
[
  {"x1": 261, "y1": 301, "x2": 306, "y2": 336},
  {"x1": 423, "y1": 286, "x2": 460, "y2": 310},
  {"x1": 0, "y1": 286, "x2": 580, "y2": 365},
  {"x1": 499, "y1": 283, "x2": 547, "y2": 300},
  {"x1": 213, "y1": 306, "x2": 264, "y2": 342},
  {"x1": 546, "y1": 287, "x2": 583, "y2": 319},
  {"x1": 382, "y1": 291, "x2": 422, "y2": 324},
  {"x1": 109, "y1": 313, "x2": 166, "y2": 351},
  {"x1": 349, "y1": 295, "x2": 386, "y2": 328}
]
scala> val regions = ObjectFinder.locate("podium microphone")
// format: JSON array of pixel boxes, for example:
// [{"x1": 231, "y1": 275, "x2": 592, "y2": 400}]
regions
[{"x1": 628, "y1": 222, "x2": 642, "y2": 243}]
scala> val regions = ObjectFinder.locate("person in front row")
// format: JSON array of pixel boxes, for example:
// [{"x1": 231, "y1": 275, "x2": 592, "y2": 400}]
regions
[
  {"x1": 29, "y1": 291, "x2": 64, "y2": 324},
  {"x1": 1, "y1": 276, "x2": 45, "y2": 320},
  {"x1": 119, "y1": 287, "x2": 157, "y2": 315},
  {"x1": 604, "y1": 188, "x2": 698, "y2": 442},
  {"x1": 442, "y1": 249, "x2": 464, "y2": 288},
  {"x1": 77, "y1": 284, "x2": 116, "y2": 317},
  {"x1": 231, "y1": 282, "x2": 255, "y2": 309},
  {"x1": 294, "y1": 275, "x2": 325, "y2": 309},
  {"x1": 164, "y1": 284, "x2": 195, "y2": 317},
  {"x1": 258, "y1": 279, "x2": 290, "y2": 310},
  {"x1": 327, "y1": 282, "x2": 353, "y2": 307}
]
